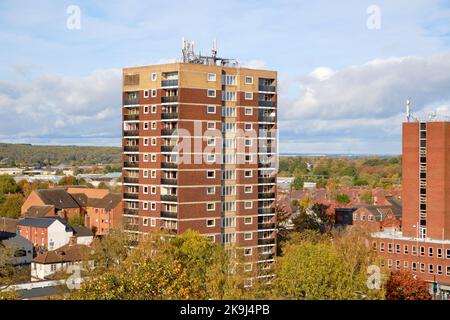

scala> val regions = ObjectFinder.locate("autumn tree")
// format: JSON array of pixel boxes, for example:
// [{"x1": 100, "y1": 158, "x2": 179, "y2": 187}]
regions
[
  {"x1": 0, "y1": 194, "x2": 24, "y2": 218},
  {"x1": 386, "y1": 270, "x2": 432, "y2": 300},
  {"x1": 292, "y1": 203, "x2": 333, "y2": 233},
  {"x1": 0, "y1": 175, "x2": 19, "y2": 195}
]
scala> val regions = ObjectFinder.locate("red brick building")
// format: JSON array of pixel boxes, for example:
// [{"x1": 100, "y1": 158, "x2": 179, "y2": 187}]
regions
[
  {"x1": 122, "y1": 43, "x2": 277, "y2": 280},
  {"x1": 372, "y1": 121, "x2": 450, "y2": 299}
]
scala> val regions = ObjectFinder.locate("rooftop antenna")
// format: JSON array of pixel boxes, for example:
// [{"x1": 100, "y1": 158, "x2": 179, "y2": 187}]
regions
[
  {"x1": 211, "y1": 39, "x2": 217, "y2": 60},
  {"x1": 406, "y1": 98, "x2": 412, "y2": 122}
]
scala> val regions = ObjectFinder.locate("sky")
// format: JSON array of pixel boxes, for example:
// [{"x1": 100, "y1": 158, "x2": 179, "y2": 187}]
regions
[{"x1": 0, "y1": 0, "x2": 449, "y2": 154}]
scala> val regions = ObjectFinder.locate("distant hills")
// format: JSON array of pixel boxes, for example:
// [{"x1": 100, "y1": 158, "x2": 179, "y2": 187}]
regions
[{"x1": 0, "y1": 143, "x2": 121, "y2": 167}]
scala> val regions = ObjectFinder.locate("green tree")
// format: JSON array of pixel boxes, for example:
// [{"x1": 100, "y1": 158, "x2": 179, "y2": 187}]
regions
[
  {"x1": 360, "y1": 191, "x2": 373, "y2": 205},
  {"x1": 292, "y1": 175, "x2": 304, "y2": 190},
  {"x1": 97, "y1": 182, "x2": 109, "y2": 189},
  {"x1": 0, "y1": 175, "x2": 19, "y2": 194},
  {"x1": 0, "y1": 194, "x2": 24, "y2": 218},
  {"x1": 335, "y1": 193, "x2": 351, "y2": 205},
  {"x1": 292, "y1": 203, "x2": 333, "y2": 233}
]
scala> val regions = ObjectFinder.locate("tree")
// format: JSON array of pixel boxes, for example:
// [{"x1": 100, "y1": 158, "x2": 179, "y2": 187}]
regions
[
  {"x1": 0, "y1": 175, "x2": 19, "y2": 194},
  {"x1": 68, "y1": 215, "x2": 84, "y2": 227},
  {"x1": 292, "y1": 175, "x2": 304, "y2": 190},
  {"x1": 292, "y1": 203, "x2": 333, "y2": 233},
  {"x1": 335, "y1": 193, "x2": 351, "y2": 205},
  {"x1": 97, "y1": 182, "x2": 109, "y2": 189},
  {"x1": 0, "y1": 194, "x2": 24, "y2": 218},
  {"x1": 58, "y1": 176, "x2": 79, "y2": 186},
  {"x1": 360, "y1": 191, "x2": 373, "y2": 205},
  {"x1": 386, "y1": 270, "x2": 432, "y2": 300}
]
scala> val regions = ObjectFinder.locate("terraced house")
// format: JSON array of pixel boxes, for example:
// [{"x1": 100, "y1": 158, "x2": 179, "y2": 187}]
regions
[{"x1": 122, "y1": 41, "x2": 277, "y2": 281}]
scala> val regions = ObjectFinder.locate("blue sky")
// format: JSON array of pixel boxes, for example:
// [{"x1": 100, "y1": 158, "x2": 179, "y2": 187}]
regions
[{"x1": 0, "y1": 0, "x2": 450, "y2": 154}]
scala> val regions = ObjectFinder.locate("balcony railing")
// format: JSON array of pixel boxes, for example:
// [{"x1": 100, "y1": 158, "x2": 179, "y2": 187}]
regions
[
  {"x1": 258, "y1": 101, "x2": 275, "y2": 107},
  {"x1": 161, "y1": 178, "x2": 177, "y2": 185},
  {"x1": 123, "y1": 130, "x2": 139, "y2": 136},
  {"x1": 258, "y1": 162, "x2": 273, "y2": 168},
  {"x1": 161, "y1": 96, "x2": 178, "y2": 103},
  {"x1": 258, "y1": 223, "x2": 276, "y2": 230},
  {"x1": 161, "y1": 145, "x2": 177, "y2": 152},
  {"x1": 124, "y1": 145, "x2": 139, "y2": 152},
  {"x1": 258, "y1": 85, "x2": 276, "y2": 92},
  {"x1": 161, "y1": 162, "x2": 178, "y2": 169},
  {"x1": 161, "y1": 194, "x2": 177, "y2": 202},
  {"x1": 123, "y1": 208, "x2": 139, "y2": 216},
  {"x1": 258, "y1": 238, "x2": 275, "y2": 245},
  {"x1": 161, "y1": 112, "x2": 178, "y2": 120},
  {"x1": 124, "y1": 224, "x2": 139, "y2": 231},
  {"x1": 123, "y1": 177, "x2": 139, "y2": 184},
  {"x1": 259, "y1": 192, "x2": 276, "y2": 199},
  {"x1": 259, "y1": 115, "x2": 276, "y2": 123},
  {"x1": 258, "y1": 177, "x2": 276, "y2": 184},
  {"x1": 161, "y1": 211, "x2": 177, "y2": 219},
  {"x1": 123, "y1": 161, "x2": 139, "y2": 168},
  {"x1": 161, "y1": 128, "x2": 176, "y2": 136},
  {"x1": 124, "y1": 98, "x2": 139, "y2": 105},
  {"x1": 124, "y1": 114, "x2": 139, "y2": 121},
  {"x1": 161, "y1": 79, "x2": 179, "y2": 87},
  {"x1": 258, "y1": 208, "x2": 275, "y2": 215},
  {"x1": 259, "y1": 253, "x2": 275, "y2": 260},
  {"x1": 124, "y1": 193, "x2": 139, "y2": 200}
]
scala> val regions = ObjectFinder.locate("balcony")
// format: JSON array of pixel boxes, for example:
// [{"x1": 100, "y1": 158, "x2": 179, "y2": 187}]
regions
[
  {"x1": 259, "y1": 192, "x2": 276, "y2": 199},
  {"x1": 258, "y1": 208, "x2": 275, "y2": 215},
  {"x1": 161, "y1": 128, "x2": 176, "y2": 136},
  {"x1": 161, "y1": 162, "x2": 178, "y2": 169},
  {"x1": 161, "y1": 112, "x2": 179, "y2": 120},
  {"x1": 123, "y1": 161, "x2": 139, "y2": 168},
  {"x1": 124, "y1": 224, "x2": 139, "y2": 231},
  {"x1": 161, "y1": 96, "x2": 178, "y2": 103},
  {"x1": 123, "y1": 130, "x2": 139, "y2": 137},
  {"x1": 258, "y1": 101, "x2": 275, "y2": 107},
  {"x1": 258, "y1": 162, "x2": 273, "y2": 168},
  {"x1": 123, "y1": 208, "x2": 139, "y2": 216},
  {"x1": 161, "y1": 178, "x2": 177, "y2": 185},
  {"x1": 258, "y1": 177, "x2": 276, "y2": 184},
  {"x1": 161, "y1": 145, "x2": 177, "y2": 152},
  {"x1": 123, "y1": 177, "x2": 139, "y2": 184},
  {"x1": 258, "y1": 223, "x2": 276, "y2": 230},
  {"x1": 161, "y1": 79, "x2": 179, "y2": 87},
  {"x1": 161, "y1": 211, "x2": 177, "y2": 219},
  {"x1": 124, "y1": 98, "x2": 139, "y2": 105},
  {"x1": 124, "y1": 114, "x2": 139, "y2": 121},
  {"x1": 258, "y1": 85, "x2": 276, "y2": 92},
  {"x1": 161, "y1": 194, "x2": 177, "y2": 202},
  {"x1": 124, "y1": 193, "x2": 139, "y2": 200},
  {"x1": 124, "y1": 145, "x2": 139, "y2": 152},
  {"x1": 259, "y1": 115, "x2": 276, "y2": 123},
  {"x1": 258, "y1": 238, "x2": 275, "y2": 246}
]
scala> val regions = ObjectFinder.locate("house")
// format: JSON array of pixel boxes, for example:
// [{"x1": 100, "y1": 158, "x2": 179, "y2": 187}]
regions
[
  {"x1": 31, "y1": 243, "x2": 93, "y2": 281},
  {"x1": 0, "y1": 231, "x2": 34, "y2": 265},
  {"x1": 0, "y1": 217, "x2": 18, "y2": 233},
  {"x1": 72, "y1": 226, "x2": 94, "y2": 245},
  {"x1": 352, "y1": 196, "x2": 402, "y2": 232},
  {"x1": 21, "y1": 187, "x2": 122, "y2": 236},
  {"x1": 16, "y1": 217, "x2": 74, "y2": 252}
]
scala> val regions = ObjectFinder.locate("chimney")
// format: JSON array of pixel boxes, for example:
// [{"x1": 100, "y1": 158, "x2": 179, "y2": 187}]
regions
[{"x1": 69, "y1": 235, "x2": 77, "y2": 246}]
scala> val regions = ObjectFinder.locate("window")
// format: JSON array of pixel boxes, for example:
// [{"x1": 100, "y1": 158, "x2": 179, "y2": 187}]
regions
[
  {"x1": 222, "y1": 91, "x2": 236, "y2": 101},
  {"x1": 420, "y1": 263, "x2": 425, "y2": 273},
  {"x1": 207, "y1": 187, "x2": 215, "y2": 195},
  {"x1": 429, "y1": 247, "x2": 434, "y2": 257},
  {"x1": 144, "y1": 122, "x2": 149, "y2": 130},
  {"x1": 245, "y1": 154, "x2": 253, "y2": 163},
  {"x1": 222, "y1": 233, "x2": 236, "y2": 244},
  {"x1": 207, "y1": 154, "x2": 215, "y2": 163},
  {"x1": 143, "y1": 186, "x2": 148, "y2": 194},
  {"x1": 447, "y1": 249, "x2": 450, "y2": 259},
  {"x1": 244, "y1": 248, "x2": 252, "y2": 256},
  {"x1": 412, "y1": 262, "x2": 417, "y2": 272},
  {"x1": 143, "y1": 218, "x2": 149, "y2": 226},
  {"x1": 380, "y1": 242, "x2": 385, "y2": 252},
  {"x1": 438, "y1": 248, "x2": 443, "y2": 258},
  {"x1": 412, "y1": 245, "x2": 417, "y2": 255},
  {"x1": 143, "y1": 138, "x2": 149, "y2": 146},
  {"x1": 244, "y1": 264, "x2": 252, "y2": 272},
  {"x1": 151, "y1": 186, "x2": 156, "y2": 194},
  {"x1": 244, "y1": 201, "x2": 253, "y2": 209},
  {"x1": 207, "y1": 138, "x2": 215, "y2": 146},
  {"x1": 388, "y1": 243, "x2": 393, "y2": 253},
  {"x1": 404, "y1": 245, "x2": 409, "y2": 255},
  {"x1": 244, "y1": 232, "x2": 252, "y2": 240},
  {"x1": 420, "y1": 246, "x2": 425, "y2": 256},
  {"x1": 144, "y1": 90, "x2": 149, "y2": 98},
  {"x1": 151, "y1": 138, "x2": 157, "y2": 146},
  {"x1": 151, "y1": 89, "x2": 157, "y2": 97},
  {"x1": 207, "y1": 105, "x2": 216, "y2": 114},
  {"x1": 245, "y1": 76, "x2": 253, "y2": 84},
  {"x1": 387, "y1": 259, "x2": 392, "y2": 269},
  {"x1": 151, "y1": 121, "x2": 157, "y2": 130},
  {"x1": 244, "y1": 170, "x2": 252, "y2": 178},
  {"x1": 437, "y1": 265, "x2": 443, "y2": 275},
  {"x1": 151, "y1": 218, "x2": 156, "y2": 227},
  {"x1": 143, "y1": 170, "x2": 148, "y2": 178},
  {"x1": 447, "y1": 266, "x2": 450, "y2": 276},
  {"x1": 222, "y1": 217, "x2": 236, "y2": 228},
  {"x1": 372, "y1": 242, "x2": 377, "y2": 251},
  {"x1": 151, "y1": 170, "x2": 156, "y2": 178},
  {"x1": 207, "y1": 89, "x2": 216, "y2": 98},
  {"x1": 143, "y1": 202, "x2": 149, "y2": 210},
  {"x1": 244, "y1": 186, "x2": 252, "y2": 193},
  {"x1": 429, "y1": 264, "x2": 434, "y2": 274},
  {"x1": 207, "y1": 219, "x2": 215, "y2": 227},
  {"x1": 151, "y1": 73, "x2": 157, "y2": 81},
  {"x1": 360, "y1": 215, "x2": 365, "y2": 221},
  {"x1": 151, "y1": 202, "x2": 156, "y2": 211},
  {"x1": 396, "y1": 260, "x2": 400, "y2": 270},
  {"x1": 151, "y1": 105, "x2": 157, "y2": 113},
  {"x1": 222, "y1": 106, "x2": 236, "y2": 117},
  {"x1": 207, "y1": 203, "x2": 215, "y2": 211},
  {"x1": 368, "y1": 215, "x2": 374, "y2": 222},
  {"x1": 207, "y1": 122, "x2": 215, "y2": 130},
  {"x1": 244, "y1": 123, "x2": 252, "y2": 131},
  {"x1": 144, "y1": 105, "x2": 149, "y2": 114},
  {"x1": 222, "y1": 75, "x2": 236, "y2": 85},
  {"x1": 51, "y1": 264, "x2": 56, "y2": 271},
  {"x1": 143, "y1": 154, "x2": 149, "y2": 162},
  {"x1": 244, "y1": 217, "x2": 252, "y2": 224},
  {"x1": 207, "y1": 73, "x2": 216, "y2": 81},
  {"x1": 244, "y1": 92, "x2": 253, "y2": 100},
  {"x1": 403, "y1": 261, "x2": 409, "y2": 269},
  {"x1": 151, "y1": 154, "x2": 157, "y2": 162},
  {"x1": 207, "y1": 171, "x2": 215, "y2": 178},
  {"x1": 396, "y1": 244, "x2": 400, "y2": 254},
  {"x1": 244, "y1": 107, "x2": 253, "y2": 115}
]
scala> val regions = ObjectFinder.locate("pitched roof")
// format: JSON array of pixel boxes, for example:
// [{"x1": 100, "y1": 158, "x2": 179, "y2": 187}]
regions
[
  {"x1": 0, "y1": 231, "x2": 16, "y2": 241},
  {"x1": 0, "y1": 217, "x2": 18, "y2": 233},
  {"x1": 70, "y1": 193, "x2": 88, "y2": 207},
  {"x1": 72, "y1": 225, "x2": 93, "y2": 237},
  {"x1": 24, "y1": 205, "x2": 55, "y2": 218},
  {"x1": 35, "y1": 189, "x2": 80, "y2": 209},
  {"x1": 32, "y1": 243, "x2": 91, "y2": 264},
  {"x1": 17, "y1": 217, "x2": 74, "y2": 232},
  {"x1": 87, "y1": 193, "x2": 122, "y2": 210}
]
